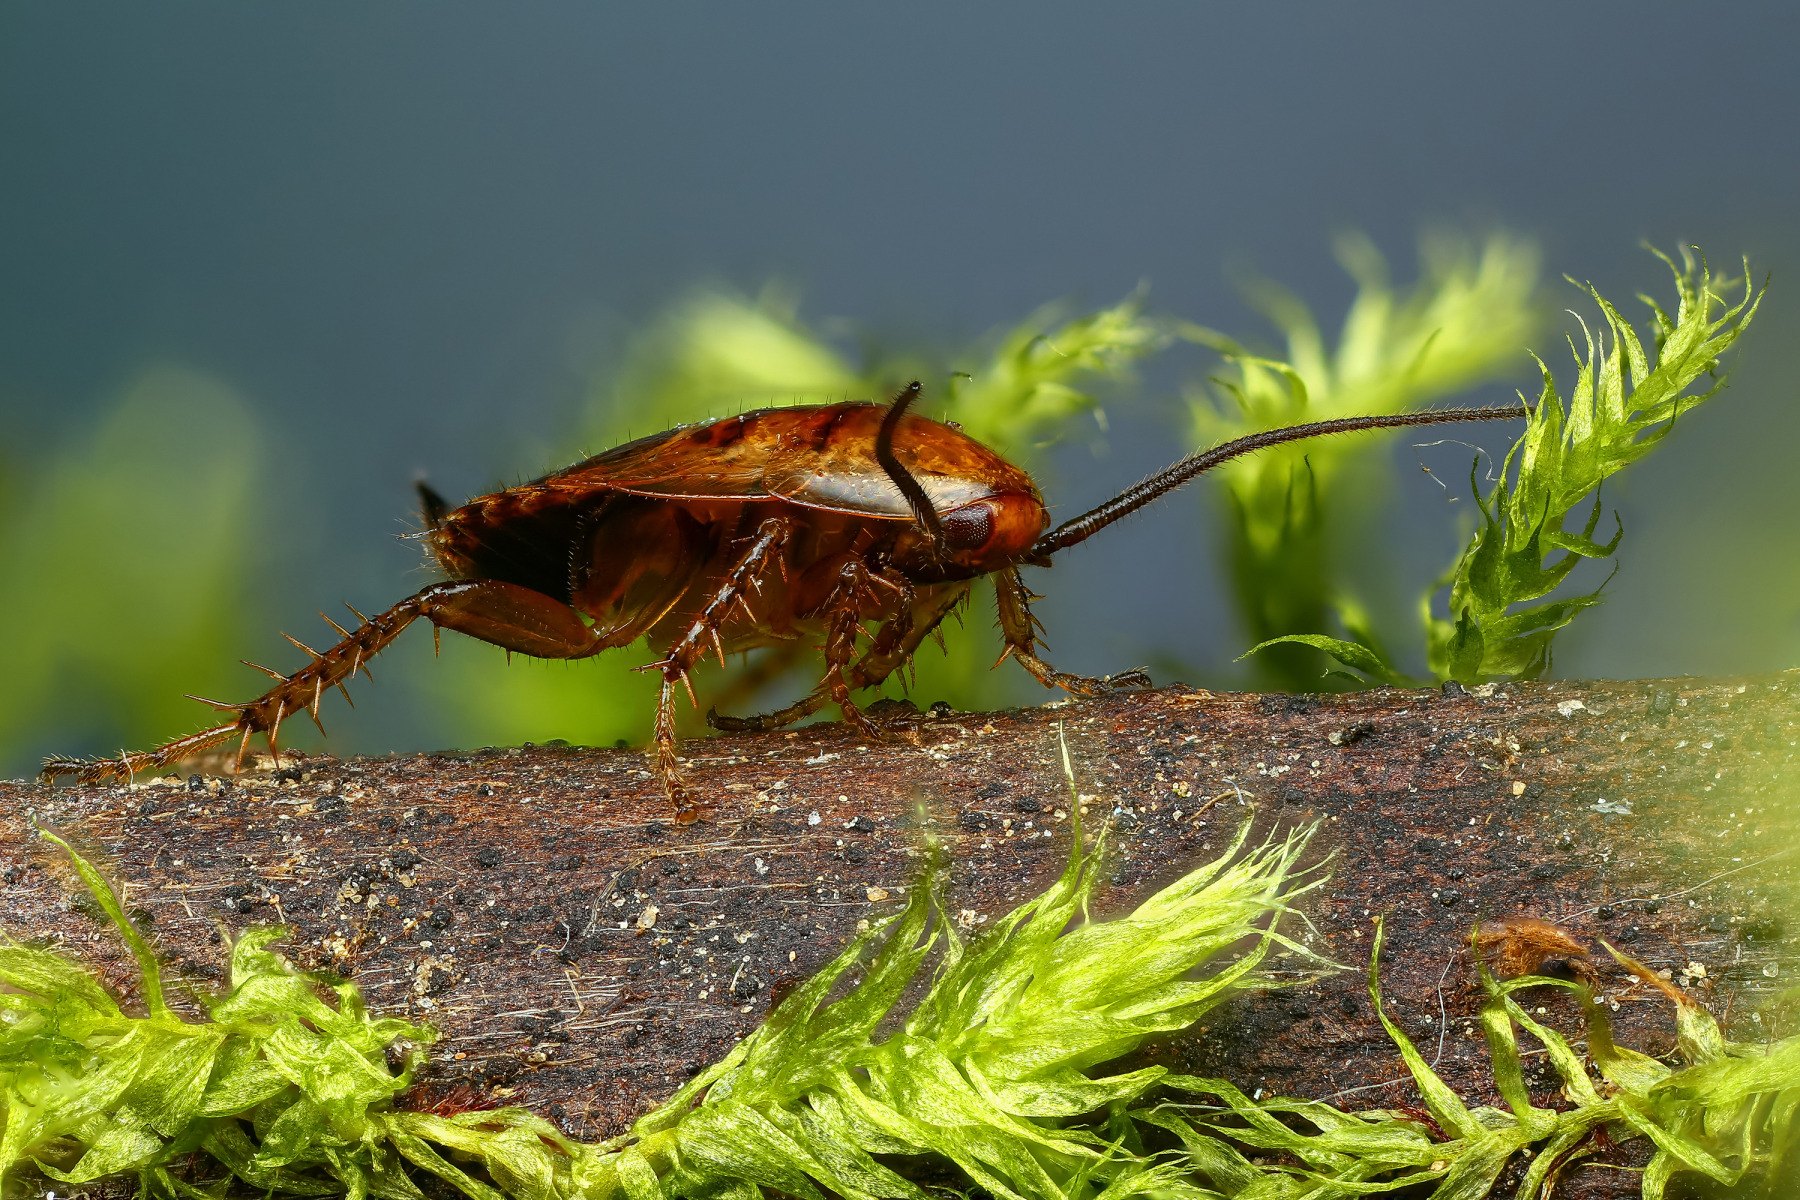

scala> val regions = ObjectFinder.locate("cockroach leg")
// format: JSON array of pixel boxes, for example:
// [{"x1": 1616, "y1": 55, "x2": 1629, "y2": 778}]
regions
[
  {"x1": 822, "y1": 606, "x2": 885, "y2": 738},
  {"x1": 41, "y1": 579, "x2": 604, "y2": 786},
  {"x1": 802, "y1": 557, "x2": 914, "y2": 737},
  {"x1": 707, "y1": 694, "x2": 823, "y2": 734},
  {"x1": 648, "y1": 518, "x2": 791, "y2": 675},
  {"x1": 995, "y1": 568, "x2": 1151, "y2": 696},
  {"x1": 641, "y1": 517, "x2": 791, "y2": 819},
  {"x1": 708, "y1": 582, "x2": 967, "y2": 734},
  {"x1": 651, "y1": 675, "x2": 688, "y2": 820},
  {"x1": 834, "y1": 582, "x2": 967, "y2": 713}
]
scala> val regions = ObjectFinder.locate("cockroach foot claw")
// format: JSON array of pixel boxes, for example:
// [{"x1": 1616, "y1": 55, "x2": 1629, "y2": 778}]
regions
[
  {"x1": 1103, "y1": 666, "x2": 1154, "y2": 692},
  {"x1": 862, "y1": 697, "x2": 928, "y2": 733},
  {"x1": 39, "y1": 757, "x2": 85, "y2": 784},
  {"x1": 841, "y1": 700, "x2": 913, "y2": 741}
]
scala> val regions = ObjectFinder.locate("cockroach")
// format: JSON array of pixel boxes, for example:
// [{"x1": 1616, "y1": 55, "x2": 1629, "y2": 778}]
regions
[
  {"x1": 404, "y1": 1081, "x2": 497, "y2": 1119},
  {"x1": 44, "y1": 383, "x2": 1524, "y2": 818},
  {"x1": 1472, "y1": 917, "x2": 1598, "y2": 987}
]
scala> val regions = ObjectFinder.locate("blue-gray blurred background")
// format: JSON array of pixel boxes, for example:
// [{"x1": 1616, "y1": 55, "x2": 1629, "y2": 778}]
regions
[{"x1": 4, "y1": 4, "x2": 1798, "y2": 778}]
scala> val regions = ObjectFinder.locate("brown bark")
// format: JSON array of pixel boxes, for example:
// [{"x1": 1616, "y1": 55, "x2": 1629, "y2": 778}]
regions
[{"x1": 4, "y1": 674, "x2": 1797, "y2": 1197}]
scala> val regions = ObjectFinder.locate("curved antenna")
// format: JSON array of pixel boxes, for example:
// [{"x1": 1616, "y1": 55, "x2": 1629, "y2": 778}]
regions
[
  {"x1": 875, "y1": 380, "x2": 946, "y2": 553},
  {"x1": 1031, "y1": 403, "x2": 1529, "y2": 560}
]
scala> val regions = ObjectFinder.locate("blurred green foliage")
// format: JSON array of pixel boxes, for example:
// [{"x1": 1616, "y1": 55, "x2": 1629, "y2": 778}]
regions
[
  {"x1": 1254, "y1": 248, "x2": 1763, "y2": 685},
  {"x1": 1426, "y1": 250, "x2": 1762, "y2": 682},
  {"x1": 1188, "y1": 231, "x2": 1545, "y2": 687},
  {"x1": 0, "y1": 367, "x2": 264, "y2": 769}
]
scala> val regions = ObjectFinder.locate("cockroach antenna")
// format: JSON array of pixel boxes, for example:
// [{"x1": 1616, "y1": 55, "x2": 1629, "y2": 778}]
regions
[
  {"x1": 1028, "y1": 403, "x2": 1530, "y2": 561},
  {"x1": 874, "y1": 380, "x2": 945, "y2": 553}
]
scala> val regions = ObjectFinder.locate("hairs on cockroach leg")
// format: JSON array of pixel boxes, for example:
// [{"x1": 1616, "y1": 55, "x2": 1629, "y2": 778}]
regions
[{"x1": 281, "y1": 632, "x2": 324, "y2": 660}]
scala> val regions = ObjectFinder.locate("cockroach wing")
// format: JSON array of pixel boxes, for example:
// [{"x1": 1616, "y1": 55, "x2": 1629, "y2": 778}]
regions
[{"x1": 539, "y1": 403, "x2": 1038, "y2": 519}]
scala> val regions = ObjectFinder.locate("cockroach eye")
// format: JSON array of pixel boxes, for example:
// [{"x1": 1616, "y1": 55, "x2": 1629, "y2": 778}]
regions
[{"x1": 941, "y1": 502, "x2": 994, "y2": 550}]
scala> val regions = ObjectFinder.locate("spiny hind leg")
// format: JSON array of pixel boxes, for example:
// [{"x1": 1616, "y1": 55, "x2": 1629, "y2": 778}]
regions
[
  {"x1": 994, "y1": 568, "x2": 1150, "y2": 696},
  {"x1": 42, "y1": 579, "x2": 606, "y2": 785},
  {"x1": 641, "y1": 517, "x2": 791, "y2": 821}
]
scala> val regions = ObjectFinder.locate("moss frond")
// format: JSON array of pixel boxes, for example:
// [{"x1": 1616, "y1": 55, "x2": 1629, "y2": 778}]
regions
[
  {"x1": 7, "y1": 816, "x2": 1797, "y2": 1199},
  {"x1": 1, "y1": 772, "x2": 1318, "y2": 1200},
  {"x1": 1188, "y1": 232, "x2": 1546, "y2": 688},
  {"x1": 1249, "y1": 245, "x2": 1763, "y2": 686},
  {"x1": 1426, "y1": 247, "x2": 1763, "y2": 682}
]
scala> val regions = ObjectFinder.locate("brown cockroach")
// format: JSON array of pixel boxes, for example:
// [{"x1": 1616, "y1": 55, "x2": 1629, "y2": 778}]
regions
[
  {"x1": 44, "y1": 383, "x2": 1524, "y2": 818},
  {"x1": 1472, "y1": 917, "x2": 1599, "y2": 987}
]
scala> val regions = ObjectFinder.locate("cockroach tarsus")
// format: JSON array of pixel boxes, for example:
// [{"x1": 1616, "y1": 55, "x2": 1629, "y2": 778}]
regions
[{"x1": 43, "y1": 382, "x2": 1525, "y2": 819}]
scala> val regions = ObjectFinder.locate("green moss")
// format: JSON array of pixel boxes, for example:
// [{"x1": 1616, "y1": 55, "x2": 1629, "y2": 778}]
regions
[
  {"x1": 1189, "y1": 232, "x2": 1546, "y2": 688},
  {"x1": 6, "y1": 787, "x2": 1797, "y2": 1200},
  {"x1": 1250, "y1": 246, "x2": 1765, "y2": 686}
]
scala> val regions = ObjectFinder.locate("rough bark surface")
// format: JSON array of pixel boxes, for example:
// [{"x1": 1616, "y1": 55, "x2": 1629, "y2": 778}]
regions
[{"x1": 3, "y1": 673, "x2": 1797, "y2": 1198}]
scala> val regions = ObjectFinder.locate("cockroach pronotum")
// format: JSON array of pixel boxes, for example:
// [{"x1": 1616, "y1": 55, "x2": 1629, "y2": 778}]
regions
[{"x1": 44, "y1": 384, "x2": 1524, "y2": 818}]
